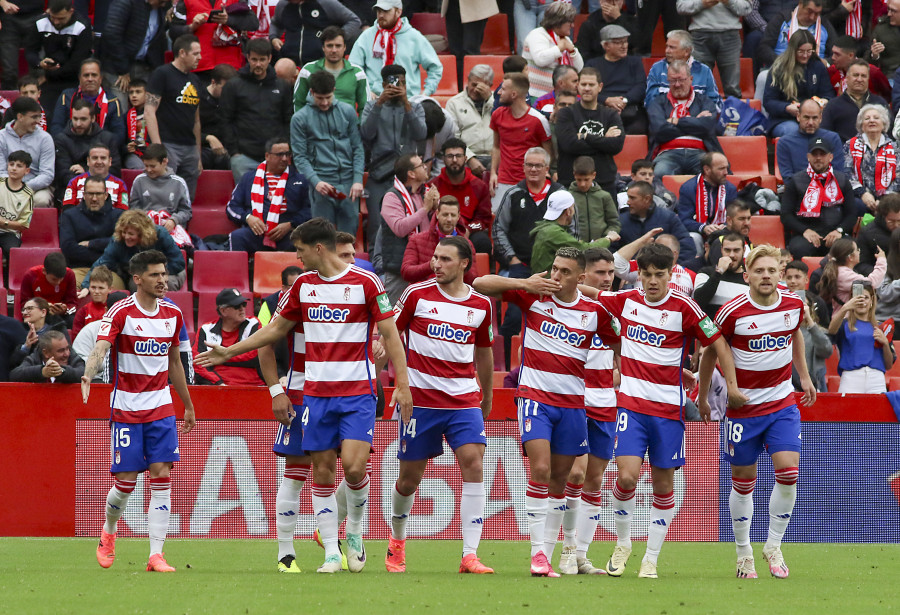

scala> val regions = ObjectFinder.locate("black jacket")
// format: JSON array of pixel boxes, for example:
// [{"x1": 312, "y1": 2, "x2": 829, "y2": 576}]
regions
[
  {"x1": 492, "y1": 179, "x2": 565, "y2": 267},
  {"x1": 857, "y1": 215, "x2": 892, "y2": 276},
  {"x1": 646, "y1": 91, "x2": 721, "y2": 158},
  {"x1": 25, "y1": 15, "x2": 93, "y2": 84},
  {"x1": 10, "y1": 346, "x2": 85, "y2": 383},
  {"x1": 50, "y1": 89, "x2": 127, "y2": 147},
  {"x1": 218, "y1": 65, "x2": 293, "y2": 160},
  {"x1": 60, "y1": 197, "x2": 125, "y2": 268},
  {"x1": 54, "y1": 123, "x2": 122, "y2": 190},
  {"x1": 9, "y1": 319, "x2": 69, "y2": 369},
  {"x1": 554, "y1": 103, "x2": 625, "y2": 187},
  {"x1": 575, "y1": 9, "x2": 637, "y2": 62},
  {"x1": 100, "y1": 0, "x2": 169, "y2": 75},
  {"x1": 270, "y1": 0, "x2": 361, "y2": 66},
  {"x1": 780, "y1": 169, "x2": 856, "y2": 239}
]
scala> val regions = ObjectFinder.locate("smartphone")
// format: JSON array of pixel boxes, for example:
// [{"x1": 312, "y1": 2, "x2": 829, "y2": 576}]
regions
[
  {"x1": 852, "y1": 282, "x2": 866, "y2": 297},
  {"x1": 209, "y1": 9, "x2": 223, "y2": 16},
  {"x1": 795, "y1": 289, "x2": 806, "y2": 303},
  {"x1": 386, "y1": 75, "x2": 401, "y2": 87}
]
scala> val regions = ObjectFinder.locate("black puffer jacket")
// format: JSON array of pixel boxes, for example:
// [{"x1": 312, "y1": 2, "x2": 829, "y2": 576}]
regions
[
  {"x1": 54, "y1": 123, "x2": 122, "y2": 190},
  {"x1": 60, "y1": 197, "x2": 125, "y2": 268},
  {"x1": 270, "y1": 0, "x2": 361, "y2": 66},
  {"x1": 218, "y1": 65, "x2": 293, "y2": 160},
  {"x1": 100, "y1": 0, "x2": 169, "y2": 75}
]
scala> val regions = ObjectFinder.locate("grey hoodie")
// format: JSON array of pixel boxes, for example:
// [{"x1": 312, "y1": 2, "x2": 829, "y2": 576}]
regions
[
  {"x1": 129, "y1": 172, "x2": 192, "y2": 228},
  {"x1": 359, "y1": 98, "x2": 427, "y2": 182},
  {"x1": 0, "y1": 121, "x2": 55, "y2": 191}
]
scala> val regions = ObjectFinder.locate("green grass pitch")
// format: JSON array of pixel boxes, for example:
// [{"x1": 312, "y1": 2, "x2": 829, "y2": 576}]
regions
[{"x1": 3, "y1": 538, "x2": 898, "y2": 614}]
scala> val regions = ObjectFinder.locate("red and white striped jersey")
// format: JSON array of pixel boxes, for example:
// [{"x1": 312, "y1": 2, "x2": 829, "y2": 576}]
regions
[
  {"x1": 276, "y1": 265, "x2": 394, "y2": 397},
  {"x1": 585, "y1": 336, "x2": 616, "y2": 421},
  {"x1": 97, "y1": 295, "x2": 184, "y2": 423},
  {"x1": 272, "y1": 286, "x2": 306, "y2": 404},
  {"x1": 505, "y1": 289, "x2": 620, "y2": 409},
  {"x1": 394, "y1": 279, "x2": 493, "y2": 409},
  {"x1": 600, "y1": 288, "x2": 720, "y2": 420},
  {"x1": 715, "y1": 289, "x2": 802, "y2": 418},
  {"x1": 613, "y1": 254, "x2": 696, "y2": 295}
]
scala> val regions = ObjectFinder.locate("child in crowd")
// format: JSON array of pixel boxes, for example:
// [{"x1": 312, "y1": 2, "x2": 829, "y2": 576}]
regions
[
  {"x1": 569, "y1": 156, "x2": 621, "y2": 243},
  {"x1": 129, "y1": 144, "x2": 193, "y2": 247},
  {"x1": 0, "y1": 150, "x2": 34, "y2": 260},
  {"x1": 125, "y1": 79, "x2": 148, "y2": 169},
  {"x1": 20, "y1": 251, "x2": 78, "y2": 327},
  {"x1": 71, "y1": 265, "x2": 113, "y2": 338},
  {"x1": 2, "y1": 75, "x2": 46, "y2": 130}
]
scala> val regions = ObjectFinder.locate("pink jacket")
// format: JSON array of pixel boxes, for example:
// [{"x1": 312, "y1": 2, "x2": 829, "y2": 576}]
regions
[
  {"x1": 834, "y1": 256, "x2": 886, "y2": 308},
  {"x1": 381, "y1": 190, "x2": 430, "y2": 238}
]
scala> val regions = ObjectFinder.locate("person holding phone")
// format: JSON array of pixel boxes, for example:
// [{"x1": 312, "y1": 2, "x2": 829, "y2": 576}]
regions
[{"x1": 828, "y1": 280, "x2": 894, "y2": 393}]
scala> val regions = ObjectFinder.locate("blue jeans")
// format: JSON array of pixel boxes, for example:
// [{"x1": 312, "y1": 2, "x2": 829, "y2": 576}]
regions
[
  {"x1": 652, "y1": 149, "x2": 706, "y2": 177},
  {"x1": 513, "y1": 0, "x2": 548, "y2": 54},
  {"x1": 310, "y1": 182, "x2": 360, "y2": 236}
]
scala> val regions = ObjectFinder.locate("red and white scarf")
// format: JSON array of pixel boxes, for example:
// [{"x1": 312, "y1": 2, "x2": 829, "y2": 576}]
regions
[
  {"x1": 800, "y1": 164, "x2": 843, "y2": 217},
  {"x1": 250, "y1": 162, "x2": 288, "y2": 233},
  {"x1": 126, "y1": 107, "x2": 147, "y2": 155},
  {"x1": 145, "y1": 210, "x2": 192, "y2": 246},
  {"x1": 527, "y1": 178, "x2": 552, "y2": 205},
  {"x1": 373, "y1": 18, "x2": 403, "y2": 66},
  {"x1": 392, "y1": 176, "x2": 416, "y2": 216},
  {"x1": 789, "y1": 6, "x2": 823, "y2": 56},
  {"x1": 696, "y1": 175, "x2": 727, "y2": 226},
  {"x1": 548, "y1": 30, "x2": 572, "y2": 66},
  {"x1": 667, "y1": 88, "x2": 695, "y2": 119},
  {"x1": 71, "y1": 86, "x2": 109, "y2": 128},
  {"x1": 846, "y1": 1, "x2": 863, "y2": 38},
  {"x1": 250, "y1": 0, "x2": 278, "y2": 39},
  {"x1": 850, "y1": 135, "x2": 896, "y2": 196}
]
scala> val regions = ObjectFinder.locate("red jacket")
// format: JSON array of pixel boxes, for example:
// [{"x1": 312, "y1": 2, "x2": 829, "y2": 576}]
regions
[
  {"x1": 185, "y1": 0, "x2": 256, "y2": 72},
  {"x1": 428, "y1": 168, "x2": 493, "y2": 234},
  {"x1": 401, "y1": 215, "x2": 478, "y2": 284}
]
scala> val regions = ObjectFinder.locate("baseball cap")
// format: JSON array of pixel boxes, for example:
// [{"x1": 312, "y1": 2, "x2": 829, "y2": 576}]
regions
[
  {"x1": 216, "y1": 288, "x2": 249, "y2": 308},
  {"x1": 374, "y1": 0, "x2": 402, "y2": 10},
  {"x1": 808, "y1": 137, "x2": 832, "y2": 154},
  {"x1": 543, "y1": 190, "x2": 575, "y2": 221},
  {"x1": 600, "y1": 25, "x2": 631, "y2": 41}
]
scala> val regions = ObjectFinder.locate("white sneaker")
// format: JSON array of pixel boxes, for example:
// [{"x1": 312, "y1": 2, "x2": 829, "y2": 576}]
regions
[
  {"x1": 638, "y1": 559, "x2": 658, "y2": 579},
  {"x1": 558, "y1": 546, "x2": 578, "y2": 575},
  {"x1": 736, "y1": 555, "x2": 758, "y2": 579},
  {"x1": 605, "y1": 545, "x2": 632, "y2": 576},
  {"x1": 762, "y1": 545, "x2": 789, "y2": 579},
  {"x1": 577, "y1": 557, "x2": 607, "y2": 575},
  {"x1": 346, "y1": 533, "x2": 366, "y2": 573}
]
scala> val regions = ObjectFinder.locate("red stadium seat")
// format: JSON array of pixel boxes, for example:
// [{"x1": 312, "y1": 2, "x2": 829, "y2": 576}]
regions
[
  {"x1": 192, "y1": 250, "x2": 249, "y2": 293},
  {"x1": 825, "y1": 345, "x2": 839, "y2": 374},
  {"x1": 410, "y1": 12, "x2": 447, "y2": 38},
  {"x1": 886, "y1": 342, "x2": 900, "y2": 379},
  {"x1": 0, "y1": 285, "x2": 6, "y2": 317},
  {"x1": 188, "y1": 208, "x2": 238, "y2": 238},
  {"x1": 739, "y1": 58, "x2": 755, "y2": 99},
  {"x1": 194, "y1": 170, "x2": 235, "y2": 210},
  {"x1": 492, "y1": 371, "x2": 509, "y2": 389},
  {"x1": 748, "y1": 215, "x2": 785, "y2": 249},
  {"x1": 613, "y1": 135, "x2": 649, "y2": 174},
  {"x1": 196, "y1": 291, "x2": 220, "y2": 327},
  {"x1": 642, "y1": 57, "x2": 661, "y2": 76},
  {"x1": 826, "y1": 375, "x2": 841, "y2": 392},
  {"x1": 801, "y1": 256, "x2": 823, "y2": 274},
  {"x1": 574, "y1": 13, "x2": 589, "y2": 38},
  {"x1": 728, "y1": 173, "x2": 777, "y2": 191},
  {"x1": 0, "y1": 90, "x2": 19, "y2": 104},
  {"x1": 253, "y1": 251, "x2": 301, "y2": 297},
  {"x1": 422, "y1": 55, "x2": 458, "y2": 96},
  {"x1": 661, "y1": 174, "x2": 692, "y2": 195},
  {"x1": 463, "y1": 56, "x2": 505, "y2": 88},
  {"x1": 164, "y1": 290, "x2": 196, "y2": 335},
  {"x1": 747, "y1": 99, "x2": 762, "y2": 111},
  {"x1": 719, "y1": 136, "x2": 769, "y2": 175},
  {"x1": 481, "y1": 14, "x2": 511, "y2": 55},
  {"x1": 510, "y1": 334, "x2": 522, "y2": 368},
  {"x1": 7, "y1": 247, "x2": 55, "y2": 292},
  {"x1": 651, "y1": 20, "x2": 666, "y2": 56},
  {"x1": 121, "y1": 168, "x2": 141, "y2": 190},
  {"x1": 889, "y1": 377, "x2": 900, "y2": 392},
  {"x1": 20, "y1": 208, "x2": 59, "y2": 247},
  {"x1": 774, "y1": 137, "x2": 784, "y2": 183},
  {"x1": 475, "y1": 252, "x2": 489, "y2": 278}
]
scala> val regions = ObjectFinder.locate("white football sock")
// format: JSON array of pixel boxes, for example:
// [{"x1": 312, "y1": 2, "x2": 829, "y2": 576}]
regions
[
  {"x1": 391, "y1": 484, "x2": 415, "y2": 541},
  {"x1": 311, "y1": 482, "x2": 340, "y2": 558},
  {"x1": 344, "y1": 474, "x2": 370, "y2": 536},
  {"x1": 148, "y1": 477, "x2": 171, "y2": 556},
  {"x1": 575, "y1": 490, "x2": 602, "y2": 559},
  {"x1": 542, "y1": 495, "x2": 566, "y2": 559},
  {"x1": 103, "y1": 478, "x2": 135, "y2": 534},
  {"x1": 525, "y1": 481, "x2": 549, "y2": 557},
  {"x1": 643, "y1": 492, "x2": 675, "y2": 565},
  {"x1": 612, "y1": 481, "x2": 635, "y2": 549},
  {"x1": 460, "y1": 482, "x2": 485, "y2": 556},
  {"x1": 563, "y1": 482, "x2": 582, "y2": 549},
  {"x1": 767, "y1": 467, "x2": 799, "y2": 550},
  {"x1": 730, "y1": 477, "x2": 756, "y2": 558}
]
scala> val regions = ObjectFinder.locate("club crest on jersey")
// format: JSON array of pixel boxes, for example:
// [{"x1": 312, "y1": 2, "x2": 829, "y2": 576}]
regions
[
  {"x1": 401, "y1": 439, "x2": 407, "y2": 453},
  {"x1": 581, "y1": 313, "x2": 589, "y2": 328},
  {"x1": 283, "y1": 431, "x2": 290, "y2": 445},
  {"x1": 785, "y1": 313, "x2": 791, "y2": 328},
  {"x1": 344, "y1": 286, "x2": 351, "y2": 301},
  {"x1": 134, "y1": 339, "x2": 171, "y2": 355},
  {"x1": 659, "y1": 311, "x2": 668, "y2": 327},
  {"x1": 467, "y1": 309, "x2": 474, "y2": 324},
  {"x1": 308, "y1": 305, "x2": 350, "y2": 322},
  {"x1": 539, "y1": 321, "x2": 586, "y2": 346},
  {"x1": 115, "y1": 450, "x2": 120, "y2": 464},
  {"x1": 165, "y1": 321, "x2": 171, "y2": 334},
  {"x1": 524, "y1": 418, "x2": 532, "y2": 432}
]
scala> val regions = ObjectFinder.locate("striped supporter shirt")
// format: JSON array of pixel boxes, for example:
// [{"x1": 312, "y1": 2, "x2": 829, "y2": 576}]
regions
[
  {"x1": 714, "y1": 289, "x2": 802, "y2": 419},
  {"x1": 276, "y1": 264, "x2": 393, "y2": 397},
  {"x1": 599, "y1": 288, "x2": 720, "y2": 420},
  {"x1": 585, "y1": 336, "x2": 616, "y2": 421},
  {"x1": 394, "y1": 279, "x2": 493, "y2": 409},
  {"x1": 97, "y1": 295, "x2": 184, "y2": 423},
  {"x1": 504, "y1": 289, "x2": 620, "y2": 409}
]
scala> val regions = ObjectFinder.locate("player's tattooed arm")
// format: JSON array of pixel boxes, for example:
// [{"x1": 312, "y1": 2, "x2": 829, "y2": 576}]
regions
[
  {"x1": 81, "y1": 340, "x2": 112, "y2": 403},
  {"x1": 145, "y1": 93, "x2": 161, "y2": 109}
]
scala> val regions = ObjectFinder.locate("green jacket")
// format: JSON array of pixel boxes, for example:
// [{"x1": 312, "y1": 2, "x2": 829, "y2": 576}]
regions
[
  {"x1": 569, "y1": 181, "x2": 621, "y2": 243},
  {"x1": 294, "y1": 58, "x2": 368, "y2": 116},
  {"x1": 529, "y1": 219, "x2": 611, "y2": 276}
]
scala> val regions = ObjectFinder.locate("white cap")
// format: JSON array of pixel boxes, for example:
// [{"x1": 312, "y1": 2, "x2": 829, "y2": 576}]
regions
[
  {"x1": 543, "y1": 190, "x2": 575, "y2": 221},
  {"x1": 374, "y1": 0, "x2": 403, "y2": 10}
]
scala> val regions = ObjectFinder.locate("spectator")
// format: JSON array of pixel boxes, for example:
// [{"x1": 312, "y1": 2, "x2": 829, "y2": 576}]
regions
[
  {"x1": 274, "y1": 57, "x2": 298, "y2": 85},
  {"x1": 631, "y1": 0, "x2": 686, "y2": 57},
  {"x1": 757, "y1": 0, "x2": 836, "y2": 69},
  {"x1": 617, "y1": 180, "x2": 696, "y2": 265},
  {"x1": 82, "y1": 209, "x2": 186, "y2": 290},
  {"x1": 220, "y1": 38, "x2": 293, "y2": 182},
  {"x1": 0, "y1": 0, "x2": 45, "y2": 91},
  {"x1": 824, "y1": 0, "x2": 872, "y2": 39},
  {"x1": 491, "y1": 54, "x2": 532, "y2": 112},
  {"x1": 50, "y1": 58, "x2": 127, "y2": 145},
  {"x1": 100, "y1": 0, "x2": 169, "y2": 96},
  {"x1": 247, "y1": 0, "x2": 279, "y2": 41},
  {"x1": 294, "y1": 26, "x2": 367, "y2": 115},
  {"x1": 675, "y1": 152, "x2": 739, "y2": 253},
  {"x1": 615, "y1": 157, "x2": 673, "y2": 211},
  {"x1": 0, "y1": 311, "x2": 26, "y2": 381},
  {"x1": 60, "y1": 174, "x2": 126, "y2": 286},
  {"x1": 61, "y1": 143, "x2": 128, "y2": 210},
  {"x1": 781, "y1": 137, "x2": 855, "y2": 258},
  {"x1": 53, "y1": 99, "x2": 122, "y2": 194},
  {"x1": 445, "y1": 64, "x2": 495, "y2": 178},
  {"x1": 547, "y1": 89, "x2": 577, "y2": 181},
  {"x1": 645, "y1": 30, "x2": 722, "y2": 110},
  {"x1": 348, "y1": 0, "x2": 442, "y2": 98},
  {"x1": 184, "y1": 0, "x2": 259, "y2": 75},
  {"x1": 443, "y1": 0, "x2": 498, "y2": 79},
  {"x1": 859, "y1": 194, "x2": 900, "y2": 276},
  {"x1": 792, "y1": 291, "x2": 833, "y2": 392},
  {"x1": 776, "y1": 98, "x2": 844, "y2": 182},
  {"x1": 529, "y1": 189, "x2": 616, "y2": 274},
  {"x1": 522, "y1": 1, "x2": 583, "y2": 99},
  {"x1": 676, "y1": 0, "x2": 751, "y2": 99},
  {"x1": 706, "y1": 199, "x2": 754, "y2": 266},
  {"x1": 568, "y1": 156, "x2": 620, "y2": 244},
  {"x1": 843, "y1": 104, "x2": 899, "y2": 215},
  {"x1": 359, "y1": 64, "x2": 427, "y2": 251},
  {"x1": 193, "y1": 287, "x2": 265, "y2": 386},
  {"x1": 0, "y1": 150, "x2": 34, "y2": 260},
  {"x1": 822, "y1": 60, "x2": 890, "y2": 142},
  {"x1": 818, "y1": 237, "x2": 887, "y2": 310},
  {"x1": 269, "y1": 0, "x2": 360, "y2": 68},
  {"x1": 411, "y1": 96, "x2": 457, "y2": 180},
  {"x1": 226, "y1": 136, "x2": 311, "y2": 253},
  {"x1": 828, "y1": 36, "x2": 891, "y2": 100},
  {"x1": 428, "y1": 138, "x2": 493, "y2": 256},
  {"x1": 378, "y1": 153, "x2": 439, "y2": 302},
  {"x1": 199, "y1": 63, "x2": 238, "y2": 171},
  {"x1": 24, "y1": 0, "x2": 93, "y2": 114},
  {"x1": 291, "y1": 70, "x2": 364, "y2": 236},
  {"x1": 122, "y1": 78, "x2": 149, "y2": 169},
  {"x1": 764, "y1": 30, "x2": 835, "y2": 138},
  {"x1": 586, "y1": 25, "x2": 648, "y2": 135},
  {"x1": 693, "y1": 232, "x2": 750, "y2": 317},
  {"x1": 647, "y1": 60, "x2": 721, "y2": 178},
  {"x1": 576, "y1": 0, "x2": 638, "y2": 63},
  {"x1": 554, "y1": 67, "x2": 624, "y2": 191},
  {"x1": 401, "y1": 195, "x2": 477, "y2": 284},
  {"x1": 532, "y1": 64, "x2": 579, "y2": 119},
  {"x1": 71, "y1": 264, "x2": 112, "y2": 338},
  {"x1": 10, "y1": 329, "x2": 84, "y2": 382},
  {"x1": 0, "y1": 97, "x2": 55, "y2": 208},
  {"x1": 784, "y1": 258, "x2": 830, "y2": 322},
  {"x1": 1, "y1": 75, "x2": 47, "y2": 130},
  {"x1": 870, "y1": 0, "x2": 900, "y2": 76},
  {"x1": 489, "y1": 72, "x2": 552, "y2": 211},
  {"x1": 613, "y1": 229, "x2": 697, "y2": 294},
  {"x1": 876, "y1": 226, "x2": 900, "y2": 321},
  {"x1": 257, "y1": 264, "x2": 302, "y2": 325},
  {"x1": 10, "y1": 297, "x2": 69, "y2": 368},
  {"x1": 21, "y1": 251, "x2": 78, "y2": 322},
  {"x1": 827, "y1": 281, "x2": 892, "y2": 393},
  {"x1": 129, "y1": 144, "x2": 193, "y2": 245},
  {"x1": 145, "y1": 33, "x2": 203, "y2": 199}
]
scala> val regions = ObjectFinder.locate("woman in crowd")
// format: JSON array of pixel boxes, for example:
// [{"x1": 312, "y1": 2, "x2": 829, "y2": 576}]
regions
[
  {"x1": 793, "y1": 292, "x2": 833, "y2": 392},
  {"x1": 843, "y1": 104, "x2": 900, "y2": 215},
  {"x1": 522, "y1": 1, "x2": 583, "y2": 98},
  {"x1": 876, "y1": 227, "x2": 900, "y2": 321},
  {"x1": 9, "y1": 297, "x2": 69, "y2": 368},
  {"x1": 828, "y1": 281, "x2": 893, "y2": 393},
  {"x1": 764, "y1": 30, "x2": 834, "y2": 138},
  {"x1": 817, "y1": 237, "x2": 886, "y2": 311}
]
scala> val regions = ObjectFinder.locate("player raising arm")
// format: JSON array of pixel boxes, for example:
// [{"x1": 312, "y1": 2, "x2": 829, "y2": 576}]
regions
[
  {"x1": 197, "y1": 218, "x2": 412, "y2": 574},
  {"x1": 697, "y1": 244, "x2": 816, "y2": 580},
  {"x1": 82, "y1": 250, "x2": 196, "y2": 573}
]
